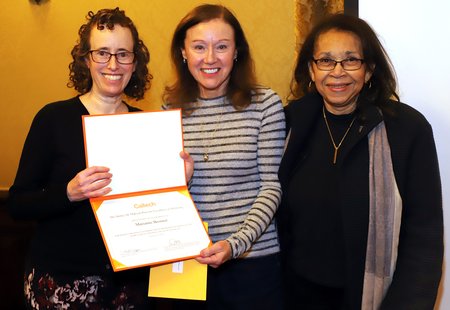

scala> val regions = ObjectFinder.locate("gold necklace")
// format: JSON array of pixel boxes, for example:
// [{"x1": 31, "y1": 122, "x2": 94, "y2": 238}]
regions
[
  {"x1": 322, "y1": 106, "x2": 356, "y2": 164},
  {"x1": 203, "y1": 129, "x2": 216, "y2": 162},
  {"x1": 201, "y1": 105, "x2": 225, "y2": 162}
]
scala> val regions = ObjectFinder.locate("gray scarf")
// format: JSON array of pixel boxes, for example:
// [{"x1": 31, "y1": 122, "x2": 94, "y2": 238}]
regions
[{"x1": 362, "y1": 121, "x2": 403, "y2": 309}]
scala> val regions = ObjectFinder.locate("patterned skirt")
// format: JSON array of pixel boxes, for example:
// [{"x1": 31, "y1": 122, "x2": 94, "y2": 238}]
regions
[{"x1": 24, "y1": 267, "x2": 154, "y2": 310}]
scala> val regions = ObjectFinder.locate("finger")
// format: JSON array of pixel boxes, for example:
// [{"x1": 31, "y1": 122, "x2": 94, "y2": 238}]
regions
[
  {"x1": 75, "y1": 167, "x2": 111, "y2": 186},
  {"x1": 200, "y1": 242, "x2": 224, "y2": 257},
  {"x1": 179, "y1": 150, "x2": 189, "y2": 159},
  {"x1": 180, "y1": 150, "x2": 194, "y2": 182},
  {"x1": 71, "y1": 176, "x2": 112, "y2": 199},
  {"x1": 88, "y1": 178, "x2": 112, "y2": 191},
  {"x1": 195, "y1": 257, "x2": 210, "y2": 265},
  {"x1": 86, "y1": 166, "x2": 111, "y2": 173},
  {"x1": 196, "y1": 256, "x2": 218, "y2": 265},
  {"x1": 180, "y1": 150, "x2": 194, "y2": 164},
  {"x1": 78, "y1": 170, "x2": 112, "y2": 188},
  {"x1": 200, "y1": 248, "x2": 213, "y2": 257},
  {"x1": 89, "y1": 172, "x2": 113, "y2": 184},
  {"x1": 86, "y1": 186, "x2": 112, "y2": 199},
  {"x1": 79, "y1": 166, "x2": 109, "y2": 178}
]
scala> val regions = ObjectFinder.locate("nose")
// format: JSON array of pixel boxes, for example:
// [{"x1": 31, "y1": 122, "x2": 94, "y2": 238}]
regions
[
  {"x1": 205, "y1": 48, "x2": 217, "y2": 64},
  {"x1": 330, "y1": 62, "x2": 345, "y2": 76},
  {"x1": 107, "y1": 55, "x2": 119, "y2": 70}
]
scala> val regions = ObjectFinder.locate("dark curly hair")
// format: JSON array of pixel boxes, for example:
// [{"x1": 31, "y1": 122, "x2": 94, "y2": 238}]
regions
[
  {"x1": 67, "y1": 7, "x2": 151, "y2": 100},
  {"x1": 164, "y1": 4, "x2": 257, "y2": 111},
  {"x1": 291, "y1": 14, "x2": 399, "y2": 113}
]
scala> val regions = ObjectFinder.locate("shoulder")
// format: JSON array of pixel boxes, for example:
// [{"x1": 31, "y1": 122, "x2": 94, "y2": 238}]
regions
[
  {"x1": 384, "y1": 100, "x2": 433, "y2": 136},
  {"x1": 383, "y1": 100, "x2": 437, "y2": 175},
  {"x1": 251, "y1": 86, "x2": 281, "y2": 104},
  {"x1": 250, "y1": 86, "x2": 284, "y2": 114},
  {"x1": 125, "y1": 104, "x2": 141, "y2": 112},
  {"x1": 285, "y1": 93, "x2": 323, "y2": 116},
  {"x1": 24, "y1": 97, "x2": 84, "y2": 138},
  {"x1": 37, "y1": 97, "x2": 83, "y2": 115},
  {"x1": 286, "y1": 92, "x2": 322, "y2": 111},
  {"x1": 34, "y1": 97, "x2": 84, "y2": 121}
]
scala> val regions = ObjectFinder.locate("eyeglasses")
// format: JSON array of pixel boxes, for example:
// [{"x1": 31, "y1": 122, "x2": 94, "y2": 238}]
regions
[
  {"x1": 89, "y1": 50, "x2": 135, "y2": 64},
  {"x1": 312, "y1": 57, "x2": 364, "y2": 71}
]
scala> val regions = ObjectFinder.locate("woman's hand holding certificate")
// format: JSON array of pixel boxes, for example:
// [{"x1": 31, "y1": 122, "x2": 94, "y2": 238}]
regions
[{"x1": 83, "y1": 110, "x2": 210, "y2": 271}]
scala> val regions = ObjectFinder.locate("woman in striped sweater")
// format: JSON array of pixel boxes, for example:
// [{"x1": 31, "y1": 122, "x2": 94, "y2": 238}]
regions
[{"x1": 163, "y1": 4, "x2": 286, "y2": 310}]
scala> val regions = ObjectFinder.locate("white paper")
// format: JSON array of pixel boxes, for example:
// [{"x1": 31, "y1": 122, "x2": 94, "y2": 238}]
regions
[{"x1": 83, "y1": 110, "x2": 186, "y2": 196}]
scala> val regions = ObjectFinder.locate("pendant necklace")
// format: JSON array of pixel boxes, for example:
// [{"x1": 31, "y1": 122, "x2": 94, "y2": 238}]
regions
[
  {"x1": 322, "y1": 106, "x2": 356, "y2": 164},
  {"x1": 201, "y1": 105, "x2": 225, "y2": 162}
]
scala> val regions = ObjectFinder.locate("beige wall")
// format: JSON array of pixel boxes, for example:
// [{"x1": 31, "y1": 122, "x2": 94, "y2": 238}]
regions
[{"x1": 0, "y1": 0, "x2": 296, "y2": 189}]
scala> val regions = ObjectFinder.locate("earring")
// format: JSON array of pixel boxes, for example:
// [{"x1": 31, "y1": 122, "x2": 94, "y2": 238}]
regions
[
  {"x1": 234, "y1": 57, "x2": 237, "y2": 62},
  {"x1": 183, "y1": 58, "x2": 186, "y2": 64},
  {"x1": 368, "y1": 81, "x2": 372, "y2": 89},
  {"x1": 308, "y1": 81, "x2": 312, "y2": 88}
]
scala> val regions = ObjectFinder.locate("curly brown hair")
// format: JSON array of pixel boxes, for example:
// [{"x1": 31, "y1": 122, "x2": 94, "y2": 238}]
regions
[{"x1": 67, "y1": 7, "x2": 151, "y2": 100}]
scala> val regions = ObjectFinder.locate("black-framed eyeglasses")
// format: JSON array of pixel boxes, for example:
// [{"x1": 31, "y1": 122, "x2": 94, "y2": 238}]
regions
[
  {"x1": 312, "y1": 57, "x2": 365, "y2": 71},
  {"x1": 89, "y1": 50, "x2": 135, "y2": 64}
]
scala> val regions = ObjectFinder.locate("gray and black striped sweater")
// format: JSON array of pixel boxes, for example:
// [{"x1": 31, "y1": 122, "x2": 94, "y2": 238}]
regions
[{"x1": 181, "y1": 87, "x2": 286, "y2": 259}]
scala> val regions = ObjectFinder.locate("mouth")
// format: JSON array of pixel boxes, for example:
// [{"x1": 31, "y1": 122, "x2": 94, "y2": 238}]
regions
[
  {"x1": 327, "y1": 82, "x2": 351, "y2": 90},
  {"x1": 201, "y1": 68, "x2": 219, "y2": 74},
  {"x1": 103, "y1": 74, "x2": 122, "y2": 81}
]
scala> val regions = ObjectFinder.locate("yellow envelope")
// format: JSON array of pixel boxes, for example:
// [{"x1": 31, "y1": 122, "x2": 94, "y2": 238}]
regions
[{"x1": 148, "y1": 223, "x2": 208, "y2": 300}]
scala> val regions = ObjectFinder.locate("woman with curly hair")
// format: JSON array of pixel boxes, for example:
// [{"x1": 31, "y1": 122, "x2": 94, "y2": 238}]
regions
[{"x1": 7, "y1": 8, "x2": 160, "y2": 309}]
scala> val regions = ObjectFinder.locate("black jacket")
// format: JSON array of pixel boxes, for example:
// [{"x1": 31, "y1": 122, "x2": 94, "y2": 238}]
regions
[{"x1": 278, "y1": 92, "x2": 443, "y2": 309}]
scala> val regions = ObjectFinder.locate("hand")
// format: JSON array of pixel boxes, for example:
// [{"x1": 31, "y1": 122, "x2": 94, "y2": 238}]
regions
[
  {"x1": 67, "y1": 166, "x2": 112, "y2": 202},
  {"x1": 180, "y1": 150, "x2": 194, "y2": 182},
  {"x1": 195, "y1": 240, "x2": 232, "y2": 268}
]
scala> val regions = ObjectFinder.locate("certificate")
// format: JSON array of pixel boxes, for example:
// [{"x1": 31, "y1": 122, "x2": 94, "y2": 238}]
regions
[{"x1": 83, "y1": 110, "x2": 210, "y2": 271}]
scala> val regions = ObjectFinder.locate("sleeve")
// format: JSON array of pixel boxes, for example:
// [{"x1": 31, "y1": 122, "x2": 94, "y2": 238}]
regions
[
  {"x1": 7, "y1": 107, "x2": 77, "y2": 221},
  {"x1": 381, "y1": 116, "x2": 443, "y2": 309},
  {"x1": 226, "y1": 90, "x2": 286, "y2": 258}
]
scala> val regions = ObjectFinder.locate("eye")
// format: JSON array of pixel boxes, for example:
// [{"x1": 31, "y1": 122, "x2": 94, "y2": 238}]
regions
[
  {"x1": 96, "y1": 50, "x2": 109, "y2": 56},
  {"x1": 117, "y1": 52, "x2": 128, "y2": 58},
  {"x1": 345, "y1": 57, "x2": 360, "y2": 64},
  {"x1": 318, "y1": 58, "x2": 334, "y2": 64},
  {"x1": 193, "y1": 45, "x2": 205, "y2": 51},
  {"x1": 216, "y1": 44, "x2": 228, "y2": 51}
]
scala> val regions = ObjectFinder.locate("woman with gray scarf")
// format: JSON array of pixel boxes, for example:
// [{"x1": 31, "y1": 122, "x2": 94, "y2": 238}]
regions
[{"x1": 278, "y1": 14, "x2": 443, "y2": 309}]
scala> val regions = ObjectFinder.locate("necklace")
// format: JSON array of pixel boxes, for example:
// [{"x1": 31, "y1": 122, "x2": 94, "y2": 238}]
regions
[
  {"x1": 201, "y1": 104, "x2": 225, "y2": 162},
  {"x1": 203, "y1": 135, "x2": 214, "y2": 162},
  {"x1": 322, "y1": 106, "x2": 356, "y2": 164}
]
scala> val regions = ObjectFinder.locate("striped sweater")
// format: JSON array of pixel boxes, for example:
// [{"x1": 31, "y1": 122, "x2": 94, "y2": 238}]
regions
[{"x1": 181, "y1": 87, "x2": 286, "y2": 259}]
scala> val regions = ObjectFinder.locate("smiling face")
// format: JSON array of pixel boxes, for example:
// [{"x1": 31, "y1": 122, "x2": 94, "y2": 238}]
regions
[
  {"x1": 309, "y1": 29, "x2": 372, "y2": 114},
  {"x1": 86, "y1": 24, "x2": 136, "y2": 99},
  {"x1": 181, "y1": 18, "x2": 237, "y2": 98}
]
